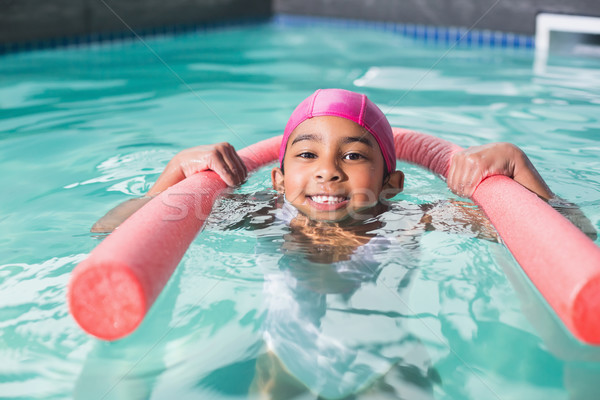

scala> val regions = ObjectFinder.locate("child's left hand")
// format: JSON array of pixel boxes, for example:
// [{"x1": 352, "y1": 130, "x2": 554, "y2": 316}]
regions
[
  {"x1": 448, "y1": 142, "x2": 596, "y2": 239},
  {"x1": 447, "y1": 142, "x2": 553, "y2": 200}
]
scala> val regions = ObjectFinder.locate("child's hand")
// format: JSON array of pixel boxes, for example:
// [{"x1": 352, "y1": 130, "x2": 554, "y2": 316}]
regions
[
  {"x1": 447, "y1": 142, "x2": 553, "y2": 200},
  {"x1": 447, "y1": 142, "x2": 516, "y2": 198},
  {"x1": 92, "y1": 143, "x2": 247, "y2": 233},
  {"x1": 147, "y1": 142, "x2": 247, "y2": 196},
  {"x1": 174, "y1": 143, "x2": 247, "y2": 185}
]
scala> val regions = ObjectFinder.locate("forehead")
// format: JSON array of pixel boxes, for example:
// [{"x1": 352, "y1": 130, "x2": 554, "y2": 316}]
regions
[{"x1": 288, "y1": 116, "x2": 374, "y2": 145}]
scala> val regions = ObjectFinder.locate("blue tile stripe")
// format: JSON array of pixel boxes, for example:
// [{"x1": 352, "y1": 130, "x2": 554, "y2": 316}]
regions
[
  {"x1": 273, "y1": 14, "x2": 535, "y2": 49},
  {"x1": 0, "y1": 13, "x2": 534, "y2": 55}
]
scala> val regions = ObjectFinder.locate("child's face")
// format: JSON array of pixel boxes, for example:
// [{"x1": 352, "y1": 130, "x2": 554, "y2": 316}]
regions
[{"x1": 272, "y1": 116, "x2": 403, "y2": 222}]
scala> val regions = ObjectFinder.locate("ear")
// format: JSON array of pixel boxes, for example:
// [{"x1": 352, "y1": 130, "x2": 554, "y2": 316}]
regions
[
  {"x1": 271, "y1": 167, "x2": 285, "y2": 193},
  {"x1": 381, "y1": 170, "x2": 404, "y2": 199}
]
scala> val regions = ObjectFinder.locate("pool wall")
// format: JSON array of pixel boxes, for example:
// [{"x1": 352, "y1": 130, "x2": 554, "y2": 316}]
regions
[
  {"x1": 274, "y1": 0, "x2": 600, "y2": 35},
  {"x1": 2, "y1": 0, "x2": 600, "y2": 51},
  {"x1": 0, "y1": 0, "x2": 271, "y2": 47}
]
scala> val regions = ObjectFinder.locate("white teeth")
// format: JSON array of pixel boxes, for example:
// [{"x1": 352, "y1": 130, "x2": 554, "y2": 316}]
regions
[{"x1": 310, "y1": 195, "x2": 346, "y2": 204}]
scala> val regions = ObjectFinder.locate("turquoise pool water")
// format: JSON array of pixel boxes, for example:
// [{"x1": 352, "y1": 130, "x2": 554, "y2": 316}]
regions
[{"x1": 1, "y1": 19, "x2": 600, "y2": 399}]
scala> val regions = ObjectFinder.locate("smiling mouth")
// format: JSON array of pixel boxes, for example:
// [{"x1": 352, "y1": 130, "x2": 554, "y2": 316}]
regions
[{"x1": 308, "y1": 195, "x2": 348, "y2": 204}]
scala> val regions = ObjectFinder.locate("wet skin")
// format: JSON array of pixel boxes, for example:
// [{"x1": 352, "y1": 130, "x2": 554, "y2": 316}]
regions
[{"x1": 271, "y1": 116, "x2": 404, "y2": 223}]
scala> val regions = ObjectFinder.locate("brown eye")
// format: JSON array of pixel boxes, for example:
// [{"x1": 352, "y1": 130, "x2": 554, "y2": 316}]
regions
[
  {"x1": 298, "y1": 152, "x2": 316, "y2": 159},
  {"x1": 344, "y1": 152, "x2": 363, "y2": 160}
]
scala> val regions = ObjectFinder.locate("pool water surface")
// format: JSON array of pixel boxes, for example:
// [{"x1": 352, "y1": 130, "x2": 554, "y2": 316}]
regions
[{"x1": 1, "y1": 18, "x2": 600, "y2": 399}]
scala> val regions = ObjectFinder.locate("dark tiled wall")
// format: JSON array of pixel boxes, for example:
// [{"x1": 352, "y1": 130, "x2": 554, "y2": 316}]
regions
[
  {"x1": 2, "y1": 0, "x2": 599, "y2": 44},
  {"x1": 0, "y1": 0, "x2": 272, "y2": 44},
  {"x1": 274, "y1": 0, "x2": 600, "y2": 35}
]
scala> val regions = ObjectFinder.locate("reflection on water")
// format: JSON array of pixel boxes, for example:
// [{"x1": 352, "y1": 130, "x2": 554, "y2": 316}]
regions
[
  {"x1": 4, "y1": 175, "x2": 598, "y2": 400},
  {"x1": 1, "y1": 21, "x2": 600, "y2": 400},
  {"x1": 63, "y1": 149, "x2": 174, "y2": 194}
]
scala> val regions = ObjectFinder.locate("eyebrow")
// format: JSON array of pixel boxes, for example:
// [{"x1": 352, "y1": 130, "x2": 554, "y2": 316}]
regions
[
  {"x1": 341, "y1": 136, "x2": 374, "y2": 148},
  {"x1": 290, "y1": 133, "x2": 374, "y2": 148},
  {"x1": 291, "y1": 133, "x2": 321, "y2": 146}
]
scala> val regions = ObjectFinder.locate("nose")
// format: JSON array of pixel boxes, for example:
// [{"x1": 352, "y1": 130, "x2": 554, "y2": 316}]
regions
[{"x1": 314, "y1": 157, "x2": 342, "y2": 182}]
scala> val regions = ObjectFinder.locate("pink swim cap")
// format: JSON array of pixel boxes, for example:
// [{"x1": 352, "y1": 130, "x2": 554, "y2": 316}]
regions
[{"x1": 279, "y1": 89, "x2": 396, "y2": 174}]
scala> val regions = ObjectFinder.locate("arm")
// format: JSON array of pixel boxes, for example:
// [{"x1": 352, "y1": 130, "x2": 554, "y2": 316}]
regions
[
  {"x1": 447, "y1": 142, "x2": 596, "y2": 239},
  {"x1": 91, "y1": 142, "x2": 248, "y2": 233},
  {"x1": 420, "y1": 201, "x2": 500, "y2": 243},
  {"x1": 91, "y1": 196, "x2": 154, "y2": 233}
]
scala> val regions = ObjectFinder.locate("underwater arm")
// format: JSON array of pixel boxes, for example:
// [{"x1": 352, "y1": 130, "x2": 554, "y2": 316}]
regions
[
  {"x1": 421, "y1": 198, "x2": 596, "y2": 243},
  {"x1": 546, "y1": 197, "x2": 597, "y2": 240},
  {"x1": 91, "y1": 196, "x2": 154, "y2": 233},
  {"x1": 446, "y1": 142, "x2": 596, "y2": 239},
  {"x1": 91, "y1": 143, "x2": 248, "y2": 233},
  {"x1": 420, "y1": 201, "x2": 500, "y2": 242}
]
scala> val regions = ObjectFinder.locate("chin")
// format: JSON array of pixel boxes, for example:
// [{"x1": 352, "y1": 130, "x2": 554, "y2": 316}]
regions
[
  {"x1": 297, "y1": 203, "x2": 382, "y2": 224},
  {"x1": 309, "y1": 210, "x2": 371, "y2": 224},
  {"x1": 307, "y1": 214, "x2": 347, "y2": 223}
]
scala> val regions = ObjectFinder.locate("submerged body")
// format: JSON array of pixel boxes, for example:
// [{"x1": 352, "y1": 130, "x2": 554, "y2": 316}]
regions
[{"x1": 211, "y1": 194, "x2": 438, "y2": 398}]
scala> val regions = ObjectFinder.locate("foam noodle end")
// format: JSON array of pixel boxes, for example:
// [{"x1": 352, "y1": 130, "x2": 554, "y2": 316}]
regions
[
  {"x1": 68, "y1": 260, "x2": 146, "y2": 340},
  {"x1": 572, "y1": 274, "x2": 600, "y2": 345}
]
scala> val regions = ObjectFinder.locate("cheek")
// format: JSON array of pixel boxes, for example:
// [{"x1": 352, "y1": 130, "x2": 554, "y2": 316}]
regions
[
  {"x1": 350, "y1": 172, "x2": 382, "y2": 203},
  {"x1": 283, "y1": 173, "x2": 306, "y2": 198},
  {"x1": 356, "y1": 168, "x2": 380, "y2": 188}
]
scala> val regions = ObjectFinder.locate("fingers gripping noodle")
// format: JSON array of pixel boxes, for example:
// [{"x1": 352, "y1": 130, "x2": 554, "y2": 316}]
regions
[{"x1": 69, "y1": 131, "x2": 600, "y2": 344}]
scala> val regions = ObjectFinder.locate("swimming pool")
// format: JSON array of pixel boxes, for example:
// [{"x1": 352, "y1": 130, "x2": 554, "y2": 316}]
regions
[{"x1": 1, "y1": 16, "x2": 600, "y2": 399}]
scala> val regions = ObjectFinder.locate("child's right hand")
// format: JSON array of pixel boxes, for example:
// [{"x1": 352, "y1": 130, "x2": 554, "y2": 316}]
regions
[
  {"x1": 147, "y1": 142, "x2": 247, "y2": 196},
  {"x1": 92, "y1": 142, "x2": 247, "y2": 233}
]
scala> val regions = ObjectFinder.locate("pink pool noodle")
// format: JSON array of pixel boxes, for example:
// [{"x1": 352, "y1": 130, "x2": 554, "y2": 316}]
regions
[
  {"x1": 393, "y1": 127, "x2": 600, "y2": 345},
  {"x1": 68, "y1": 136, "x2": 282, "y2": 340},
  {"x1": 70, "y1": 129, "x2": 600, "y2": 344}
]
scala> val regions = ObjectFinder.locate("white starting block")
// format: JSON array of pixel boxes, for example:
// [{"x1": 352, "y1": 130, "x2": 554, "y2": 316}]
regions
[{"x1": 535, "y1": 13, "x2": 600, "y2": 73}]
